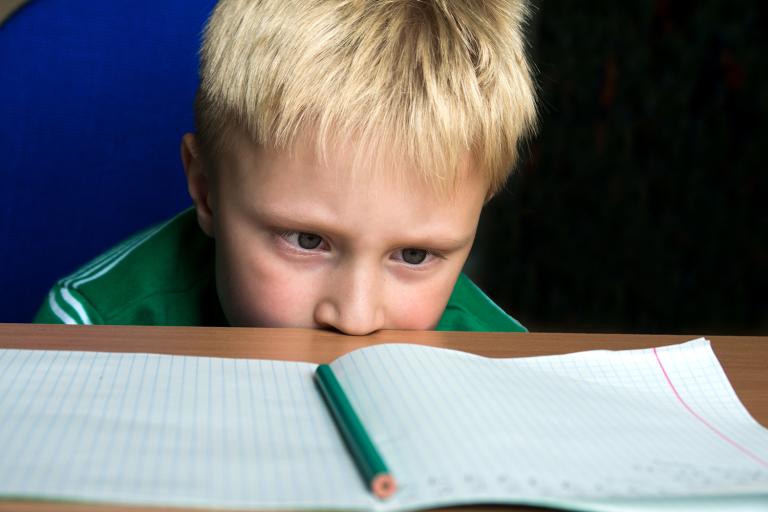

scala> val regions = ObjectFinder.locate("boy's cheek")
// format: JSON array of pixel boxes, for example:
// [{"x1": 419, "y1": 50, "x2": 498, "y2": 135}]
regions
[
  {"x1": 389, "y1": 305, "x2": 443, "y2": 330},
  {"x1": 377, "y1": 273, "x2": 456, "y2": 330},
  {"x1": 219, "y1": 280, "x2": 315, "y2": 328},
  {"x1": 387, "y1": 287, "x2": 453, "y2": 330},
  {"x1": 216, "y1": 251, "x2": 317, "y2": 328}
]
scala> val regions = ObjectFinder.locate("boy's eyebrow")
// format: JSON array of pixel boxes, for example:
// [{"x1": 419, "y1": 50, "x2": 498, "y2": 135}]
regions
[{"x1": 252, "y1": 209, "x2": 474, "y2": 251}]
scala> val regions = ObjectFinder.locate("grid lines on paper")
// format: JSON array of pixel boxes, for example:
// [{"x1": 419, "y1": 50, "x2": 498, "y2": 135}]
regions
[
  {"x1": 29, "y1": 349, "x2": 109, "y2": 494},
  {"x1": 335, "y1": 344, "x2": 433, "y2": 476},
  {"x1": 653, "y1": 345, "x2": 768, "y2": 469},
  {"x1": 70, "y1": 351, "x2": 127, "y2": 492},
  {"x1": 5, "y1": 350, "x2": 82, "y2": 492},
  {"x1": 0, "y1": 349, "x2": 63, "y2": 461},
  {"x1": 332, "y1": 339, "x2": 768, "y2": 503},
  {"x1": 294, "y1": 360, "x2": 347, "y2": 501},
  {"x1": 334, "y1": 346, "x2": 425, "y2": 501},
  {"x1": 0, "y1": 349, "x2": 373, "y2": 509}
]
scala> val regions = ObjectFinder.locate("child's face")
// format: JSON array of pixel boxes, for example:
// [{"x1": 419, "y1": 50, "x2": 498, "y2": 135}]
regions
[{"x1": 183, "y1": 130, "x2": 488, "y2": 335}]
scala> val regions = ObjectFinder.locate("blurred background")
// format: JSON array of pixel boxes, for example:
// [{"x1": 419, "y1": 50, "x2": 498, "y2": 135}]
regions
[
  {"x1": 469, "y1": 0, "x2": 767, "y2": 334},
  {"x1": 1, "y1": 1, "x2": 765, "y2": 333}
]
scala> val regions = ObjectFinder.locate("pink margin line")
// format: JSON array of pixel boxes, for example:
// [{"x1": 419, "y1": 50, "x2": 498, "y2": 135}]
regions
[{"x1": 653, "y1": 347, "x2": 768, "y2": 468}]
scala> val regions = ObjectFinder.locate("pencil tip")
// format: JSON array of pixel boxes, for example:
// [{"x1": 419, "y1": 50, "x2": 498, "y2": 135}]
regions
[{"x1": 373, "y1": 474, "x2": 397, "y2": 499}]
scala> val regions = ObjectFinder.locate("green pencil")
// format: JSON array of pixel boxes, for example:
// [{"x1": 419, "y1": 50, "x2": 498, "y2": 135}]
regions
[{"x1": 315, "y1": 364, "x2": 397, "y2": 499}]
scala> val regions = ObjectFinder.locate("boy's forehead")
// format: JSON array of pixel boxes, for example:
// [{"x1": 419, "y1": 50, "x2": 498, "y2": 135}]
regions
[{"x1": 217, "y1": 126, "x2": 489, "y2": 202}]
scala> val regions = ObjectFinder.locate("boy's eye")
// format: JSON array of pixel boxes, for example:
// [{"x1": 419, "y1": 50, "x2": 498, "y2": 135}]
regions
[
  {"x1": 280, "y1": 231, "x2": 326, "y2": 251},
  {"x1": 297, "y1": 232, "x2": 323, "y2": 250},
  {"x1": 401, "y1": 248, "x2": 428, "y2": 265}
]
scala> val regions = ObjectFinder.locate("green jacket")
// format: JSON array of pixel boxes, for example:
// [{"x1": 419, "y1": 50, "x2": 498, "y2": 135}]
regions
[{"x1": 34, "y1": 209, "x2": 526, "y2": 332}]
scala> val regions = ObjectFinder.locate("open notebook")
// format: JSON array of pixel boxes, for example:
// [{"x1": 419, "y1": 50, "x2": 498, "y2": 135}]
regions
[{"x1": 0, "y1": 337, "x2": 766, "y2": 511}]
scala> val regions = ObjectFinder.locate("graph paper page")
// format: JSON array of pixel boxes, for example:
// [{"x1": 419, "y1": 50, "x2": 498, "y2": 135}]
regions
[
  {"x1": 330, "y1": 338, "x2": 768, "y2": 511},
  {"x1": 0, "y1": 350, "x2": 372, "y2": 509}
]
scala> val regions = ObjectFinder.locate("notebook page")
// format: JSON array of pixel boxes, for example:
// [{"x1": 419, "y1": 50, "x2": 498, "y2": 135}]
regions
[
  {"x1": 330, "y1": 338, "x2": 768, "y2": 511},
  {"x1": 0, "y1": 349, "x2": 373, "y2": 510}
]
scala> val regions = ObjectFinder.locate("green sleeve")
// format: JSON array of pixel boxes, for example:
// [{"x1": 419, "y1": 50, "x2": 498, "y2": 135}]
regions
[
  {"x1": 436, "y1": 273, "x2": 527, "y2": 332},
  {"x1": 33, "y1": 285, "x2": 103, "y2": 325}
]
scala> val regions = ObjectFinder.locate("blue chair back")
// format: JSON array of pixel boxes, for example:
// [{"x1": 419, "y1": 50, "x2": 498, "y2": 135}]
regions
[{"x1": 0, "y1": 0, "x2": 217, "y2": 321}]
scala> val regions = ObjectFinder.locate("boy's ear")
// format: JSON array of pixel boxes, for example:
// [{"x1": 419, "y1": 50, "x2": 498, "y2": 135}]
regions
[{"x1": 181, "y1": 133, "x2": 215, "y2": 237}]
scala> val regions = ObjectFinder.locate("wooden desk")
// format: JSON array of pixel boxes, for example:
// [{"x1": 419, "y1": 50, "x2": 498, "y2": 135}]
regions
[{"x1": 1, "y1": 323, "x2": 766, "y2": 511}]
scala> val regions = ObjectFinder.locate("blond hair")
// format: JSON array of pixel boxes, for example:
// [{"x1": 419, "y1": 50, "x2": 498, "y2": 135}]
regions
[{"x1": 196, "y1": 0, "x2": 537, "y2": 196}]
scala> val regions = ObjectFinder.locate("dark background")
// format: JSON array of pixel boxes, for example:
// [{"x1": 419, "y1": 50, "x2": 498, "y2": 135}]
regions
[
  {"x1": 1, "y1": 0, "x2": 766, "y2": 333},
  {"x1": 468, "y1": 1, "x2": 767, "y2": 334}
]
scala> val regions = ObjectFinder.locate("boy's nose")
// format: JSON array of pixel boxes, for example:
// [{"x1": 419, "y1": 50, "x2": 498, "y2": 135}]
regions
[{"x1": 313, "y1": 265, "x2": 385, "y2": 336}]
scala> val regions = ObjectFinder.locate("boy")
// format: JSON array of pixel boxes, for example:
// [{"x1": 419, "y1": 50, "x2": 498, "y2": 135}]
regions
[{"x1": 35, "y1": 0, "x2": 537, "y2": 334}]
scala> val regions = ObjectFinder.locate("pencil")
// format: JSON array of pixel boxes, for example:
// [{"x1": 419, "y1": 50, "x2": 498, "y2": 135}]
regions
[{"x1": 314, "y1": 364, "x2": 397, "y2": 499}]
